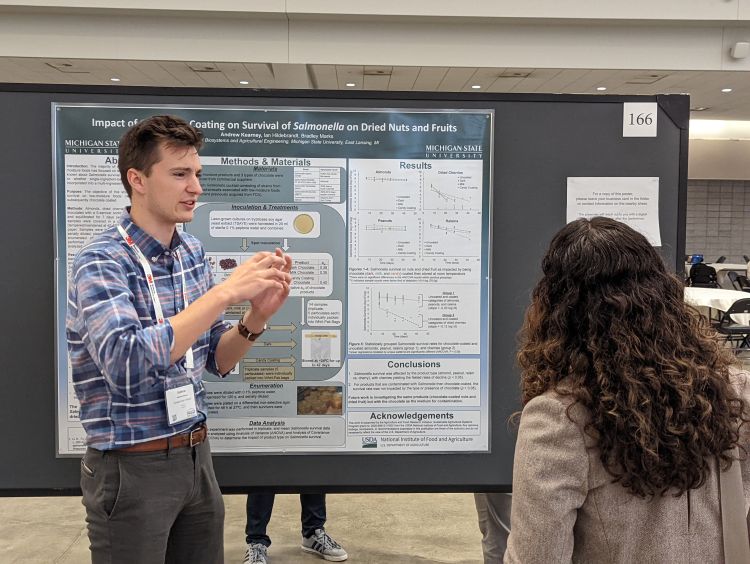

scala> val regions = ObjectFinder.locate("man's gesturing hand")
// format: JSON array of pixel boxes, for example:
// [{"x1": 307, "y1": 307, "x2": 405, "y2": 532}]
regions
[{"x1": 221, "y1": 250, "x2": 292, "y2": 306}]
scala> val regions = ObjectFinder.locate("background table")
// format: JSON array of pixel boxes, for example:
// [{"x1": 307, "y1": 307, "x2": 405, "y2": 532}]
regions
[{"x1": 684, "y1": 287, "x2": 750, "y2": 323}]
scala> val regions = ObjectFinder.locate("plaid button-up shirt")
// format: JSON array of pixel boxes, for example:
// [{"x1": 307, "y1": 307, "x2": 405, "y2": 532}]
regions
[{"x1": 66, "y1": 209, "x2": 231, "y2": 450}]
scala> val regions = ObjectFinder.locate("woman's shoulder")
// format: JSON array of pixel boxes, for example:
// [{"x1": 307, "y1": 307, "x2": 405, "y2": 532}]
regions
[
  {"x1": 523, "y1": 385, "x2": 591, "y2": 428},
  {"x1": 527, "y1": 380, "x2": 589, "y2": 412},
  {"x1": 524, "y1": 388, "x2": 574, "y2": 411},
  {"x1": 519, "y1": 385, "x2": 596, "y2": 453}
]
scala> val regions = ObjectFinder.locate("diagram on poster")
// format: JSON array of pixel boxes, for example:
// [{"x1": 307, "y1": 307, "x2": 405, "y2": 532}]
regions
[{"x1": 53, "y1": 105, "x2": 492, "y2": 455}]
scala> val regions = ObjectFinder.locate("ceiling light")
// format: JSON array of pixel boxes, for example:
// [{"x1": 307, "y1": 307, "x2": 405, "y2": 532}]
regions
[
  {"x1": 690, "y1": 106, "x2": 710, "y2": 112},
  {"x1": 471, "y1": 85, "x2": 481, "y2": 89},
  {"x1": 346, "y1": 82, "x2": 356, "y2": 87},
  {"x1": 722, "y1": 88, "x2": 733, "y2": 93},
  {"x1": 110, "y1": 77, "x2": 121, "y2": 82},
  {"x1": 239, "y1": 80, "x2": 249, "y2": 85},
  {"x1": 596, "y1": 86, "x2": 607, "y2": 91}
]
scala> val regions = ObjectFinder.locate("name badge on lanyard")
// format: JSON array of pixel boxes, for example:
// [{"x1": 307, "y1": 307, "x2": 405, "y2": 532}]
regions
[
  {"x1": 118, "y1": 226, "x2": 197, "y2": 425},
  {"x1": 165, "y1": 383, "x2": 198, "y2": 425}
]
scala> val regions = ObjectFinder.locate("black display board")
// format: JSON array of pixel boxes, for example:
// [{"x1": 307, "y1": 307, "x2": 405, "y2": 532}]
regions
[{"x1": 0, "y1": 85, "x2": 688, "y2": 495}]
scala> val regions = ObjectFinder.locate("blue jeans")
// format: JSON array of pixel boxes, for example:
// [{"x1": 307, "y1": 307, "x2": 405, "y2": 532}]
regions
[{"x1": 245, "y1": 493, "x2": 326, "y2": 547}]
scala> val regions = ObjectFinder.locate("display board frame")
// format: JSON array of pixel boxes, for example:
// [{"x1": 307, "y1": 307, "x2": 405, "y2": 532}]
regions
[{"x1": 0, "y1": 84, "x2": 688, "y2": 495}]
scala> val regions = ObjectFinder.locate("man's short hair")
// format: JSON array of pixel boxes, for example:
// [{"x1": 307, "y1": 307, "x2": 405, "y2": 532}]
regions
[{"x1": 118, "y1": 115, "x2": 204, "y2": 198}]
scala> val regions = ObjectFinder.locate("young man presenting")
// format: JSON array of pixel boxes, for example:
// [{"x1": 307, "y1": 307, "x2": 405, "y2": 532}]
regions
[{"x1": 67, "y1": 115, "x2": 292, "y2": 564}]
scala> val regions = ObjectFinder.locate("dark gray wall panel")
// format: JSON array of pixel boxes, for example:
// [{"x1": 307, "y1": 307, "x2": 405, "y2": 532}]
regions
[{"x1": 0, "y1": 86, "x2": 687, "y2": 494}]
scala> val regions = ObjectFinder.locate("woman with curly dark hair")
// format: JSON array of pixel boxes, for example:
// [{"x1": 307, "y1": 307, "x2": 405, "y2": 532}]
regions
[{"x1": 505, "y1": 217, "x2": 750, "y2": 563}]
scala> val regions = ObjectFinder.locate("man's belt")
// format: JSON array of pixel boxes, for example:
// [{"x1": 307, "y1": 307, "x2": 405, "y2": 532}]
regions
[{"x1": 116, "y1": 424, "x2": 207, "y2": 453}]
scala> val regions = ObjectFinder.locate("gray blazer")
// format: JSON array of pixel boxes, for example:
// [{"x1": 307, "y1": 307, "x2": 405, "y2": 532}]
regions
[{"x1": 505, "y1": 375, "x2": 750, "y2": 564}]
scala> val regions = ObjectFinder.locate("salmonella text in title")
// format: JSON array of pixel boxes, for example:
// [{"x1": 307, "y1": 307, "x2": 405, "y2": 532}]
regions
[{"x1": 187, "y1": 120, "x2": 458, "y2": 133}]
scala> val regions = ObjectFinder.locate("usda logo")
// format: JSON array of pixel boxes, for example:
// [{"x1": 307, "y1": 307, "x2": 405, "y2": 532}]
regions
[{"x1": 361, "y1": 437, "x2": 378, "y2": 449}]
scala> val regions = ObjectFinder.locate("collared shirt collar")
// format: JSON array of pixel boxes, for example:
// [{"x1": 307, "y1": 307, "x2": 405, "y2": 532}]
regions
[{"x1": 118, "y1": 207, "x2": 183, "y2": 261}]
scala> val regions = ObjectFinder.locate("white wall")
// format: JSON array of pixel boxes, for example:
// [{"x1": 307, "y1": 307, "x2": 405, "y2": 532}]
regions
[
  {"x1": 0, "y1": 1, "x2": 746, "y2": 20},
  {"x1": 2, "y1": 1, "x2": 750, "y2": 69},
  {"x1": 689, "y1": 139, "x2": 750, "y2": 180}
]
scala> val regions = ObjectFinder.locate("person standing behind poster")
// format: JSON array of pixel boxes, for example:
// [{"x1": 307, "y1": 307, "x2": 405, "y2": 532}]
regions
[
  {"x1": 67, "y1": 115, "x2": 293, "y2": 564},
  {"x1": 244, "y1": 493, "x2": 348, "y2": 563},
  {"x1": 474, "y1": 492, "x2": 511, "y2": 563}
]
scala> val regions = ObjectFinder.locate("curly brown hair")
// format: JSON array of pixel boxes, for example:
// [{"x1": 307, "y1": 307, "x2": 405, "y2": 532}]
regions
[{"x1": 518, "y1": 217, "x2": 747, "y2": 497}]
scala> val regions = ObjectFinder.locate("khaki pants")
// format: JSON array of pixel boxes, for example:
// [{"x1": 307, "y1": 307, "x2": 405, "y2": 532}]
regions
[{"x1": 80, "y1": 438, "x2": 224, "y2": 564}]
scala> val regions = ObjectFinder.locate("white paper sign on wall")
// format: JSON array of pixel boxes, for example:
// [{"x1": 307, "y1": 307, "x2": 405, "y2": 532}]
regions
[{"x1": 623, "y1": 102, "x2": 658, "y2": 137}]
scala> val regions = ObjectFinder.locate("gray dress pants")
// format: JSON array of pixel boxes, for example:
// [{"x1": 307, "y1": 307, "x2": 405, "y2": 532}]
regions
[
  {"x1": 474, "y1": 493, "x2": 512, "y2": 563},
  {"x1": 80, "y1": 438, "x2": 224, "y2": 564}
]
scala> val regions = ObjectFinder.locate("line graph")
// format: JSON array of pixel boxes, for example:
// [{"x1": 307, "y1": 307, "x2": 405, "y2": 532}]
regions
[
  {"x1": 423, "y1": 214, "x2": 481, "y2": 257},
  {"x1": 364, "y1": 224, "x2": 407, "y2": 233},
  {"x1": 429, "y1": 223, "x2": 472, "y2": 240},
  {"x1": 364, "y1": 176, "x2": 409, "y2": 183},
  {"x1": 429, "y1": 184, "x2": 471, "y2": 206},
  {"x1": 368, "y1": 287, "x2": 426, "y2": 331},
  {"x1": 352, "y1": 170, "x2": 419, "y2": 211},
  {"x1": 357, "y1": 216, "x2": 420, "y2": 257}
]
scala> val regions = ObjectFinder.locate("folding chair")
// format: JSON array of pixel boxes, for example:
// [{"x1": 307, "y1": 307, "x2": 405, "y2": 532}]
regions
[
  {"x1": 714, "y1": 298, "x2": 750, "y2": 353},
  {"x1": 728, "y1": 271, "x2": 744, "y2": 291},
  {"x1": 738, "y1": 274, "x2": 750, "y2": 292}
]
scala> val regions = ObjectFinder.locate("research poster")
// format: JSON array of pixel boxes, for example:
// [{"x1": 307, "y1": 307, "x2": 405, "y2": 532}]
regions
[{"x1": 53, "y1": 104, "x2": 493, "y2": 455}]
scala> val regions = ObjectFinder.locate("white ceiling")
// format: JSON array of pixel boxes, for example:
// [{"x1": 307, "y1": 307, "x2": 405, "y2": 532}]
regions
[{"x1": 2, "y1": 57, "x2": 750, "y2": 120}]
